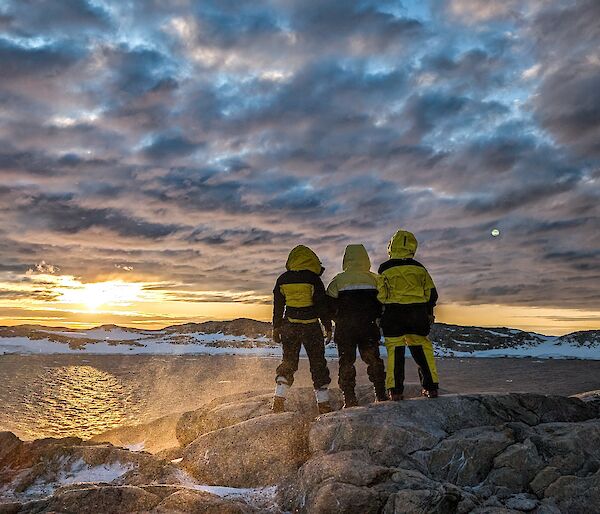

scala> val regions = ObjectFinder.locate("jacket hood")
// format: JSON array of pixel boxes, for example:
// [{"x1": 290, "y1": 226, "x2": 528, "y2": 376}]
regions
[
  {"x1": 286, "y1": 245, "x2": 323, "y2": 274},
  {"x1": 342, "y1": 244, "x2": 371, "y2": 271},
  {"x1": 387, "y1": 230, "x2": 418, "y2": 259}
]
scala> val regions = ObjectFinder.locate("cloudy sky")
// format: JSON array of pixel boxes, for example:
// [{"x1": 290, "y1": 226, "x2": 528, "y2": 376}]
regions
[{"x1": 0, "y1": 0, "x2": 598, "y2": 334}]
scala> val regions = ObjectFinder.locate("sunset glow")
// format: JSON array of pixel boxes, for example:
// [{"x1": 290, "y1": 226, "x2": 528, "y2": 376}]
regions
[{"x1": 0, "y1": 0, "x2": 598, "y2": 335}]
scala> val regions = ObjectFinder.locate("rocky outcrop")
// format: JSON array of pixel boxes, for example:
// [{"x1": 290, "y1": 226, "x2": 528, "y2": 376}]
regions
[
  {"x1": 181, "y1": 412, "x2": 309, "y2": 487},
  {"x1": 2, "y1": 389, "x2": 600, "y2": 513},
  {"x1": 175, "y1": 384, "x2": 427, "y2": 447},
  {"x1": 279, "y1": 393, "x2": 600, "y2": 513},
  {"x1": 91, "y1": 413, "x2": 180, "y2": 454}
]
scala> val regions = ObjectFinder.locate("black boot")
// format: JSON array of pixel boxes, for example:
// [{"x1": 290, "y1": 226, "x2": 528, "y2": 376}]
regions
[
  {"x1": 421, "y1": 388, "x2": 439, "y2": 399},
  {"x1": 374, "y1": 383, "x2": 388, "y2": 402},
  {"x1": 388, "y1": 389, "x2": 403, "y2": 401},
  {"x1": 343, "y1": 391, "x2": 358, "y2": 408}
]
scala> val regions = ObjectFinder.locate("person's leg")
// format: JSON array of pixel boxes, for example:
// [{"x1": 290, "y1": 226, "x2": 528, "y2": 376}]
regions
[
  {"x1": 336, "y1": 326, "x2": 358, "y2": 406},
  {"x1": 358, "y1": 324, "x2": 386, "y2": 401},
  {"x1": 384, "y1": 337, "x2": 405, "y2": 400},
  {"x1": 407, "y1": 337, "x2": 439, "y2": 395},
  {"x1": 303, "y1": 323, "x2": 332, "y2": 413},
  {"x1": 273, "y1": 323, "x2": 302, "y2": 411}
]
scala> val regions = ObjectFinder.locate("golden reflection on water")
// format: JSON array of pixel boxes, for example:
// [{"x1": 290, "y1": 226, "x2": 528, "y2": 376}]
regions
[{"x1": 17, "y1": 366, "x2": 139, "y2": 440}]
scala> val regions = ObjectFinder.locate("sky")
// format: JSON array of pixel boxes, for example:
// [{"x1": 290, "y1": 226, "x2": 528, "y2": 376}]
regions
[{"x1": 0, "y1": 0, "x2": 598, "y2": 335}]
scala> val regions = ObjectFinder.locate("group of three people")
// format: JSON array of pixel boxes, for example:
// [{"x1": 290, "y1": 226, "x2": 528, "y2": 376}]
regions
[{"x1": 271, "y1": 229, "x2": 440, "y2": 414}]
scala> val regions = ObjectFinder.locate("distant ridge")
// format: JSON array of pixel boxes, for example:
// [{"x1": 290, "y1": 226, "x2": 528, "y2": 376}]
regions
[{"x1": 0, "y1": 319, "x2": 598, "y2": 359}]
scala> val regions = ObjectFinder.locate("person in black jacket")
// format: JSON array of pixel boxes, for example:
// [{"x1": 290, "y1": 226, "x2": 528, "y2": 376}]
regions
[
  {"x1": 272, "y1": 245, "x2": 332, "y2": 414},
  {"x1": 377, "y1": 230, "x2": 439, "y2": 400},
  {"x1": 327, "y1": 244, "x2": 387, "y2": 407}
]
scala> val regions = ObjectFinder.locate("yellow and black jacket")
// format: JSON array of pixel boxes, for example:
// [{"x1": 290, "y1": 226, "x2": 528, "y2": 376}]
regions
[
  {"x1": 273, "y1": 245, "x2": 332, "y2": 331},
  {"x1": 377, "y1": 230, "x2": 438, "y2": 337},
  {"x1": 327, "y1": 244, "x2": 382, "y2": 327}
]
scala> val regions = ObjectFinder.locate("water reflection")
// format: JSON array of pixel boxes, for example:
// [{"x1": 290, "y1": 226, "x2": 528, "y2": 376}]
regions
[{"x1": 14, "y1": 366, "x2": 139, "y2": 440}]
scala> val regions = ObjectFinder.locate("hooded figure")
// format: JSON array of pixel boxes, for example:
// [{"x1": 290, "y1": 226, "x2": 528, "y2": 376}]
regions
[
  {"x1": 327, "y1": 244, "x2": 387, "y2": 406},
  {"x1": 377, "y1": 230, "x2": 439, "y2": 400},
  {"x1": 272, "y1": 245, "x2": 332, "y2": 414}
]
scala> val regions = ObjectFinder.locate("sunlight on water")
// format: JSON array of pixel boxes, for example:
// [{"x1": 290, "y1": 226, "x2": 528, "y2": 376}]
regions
[{"x1": 9, "y1": 366, "x2": 139, "y2": 440}]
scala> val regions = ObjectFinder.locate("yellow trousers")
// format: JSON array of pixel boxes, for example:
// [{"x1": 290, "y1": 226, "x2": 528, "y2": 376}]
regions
[{"x1": 385, "y1": 334, "x2": 439, "y2": 392}]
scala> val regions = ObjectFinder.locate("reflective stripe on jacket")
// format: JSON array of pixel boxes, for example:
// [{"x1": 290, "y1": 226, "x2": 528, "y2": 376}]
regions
[
  {"x1": 327, "y1": 244, "x2": 381, "y2": 326},
  {"x1": 273, "y1": 245, "x2": 331, "y2": 330}
]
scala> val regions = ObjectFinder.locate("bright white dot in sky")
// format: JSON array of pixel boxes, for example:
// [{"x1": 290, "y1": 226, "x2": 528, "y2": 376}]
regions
[{"x1": 491, "y1": 228, "x2": 500, "y2": 237}]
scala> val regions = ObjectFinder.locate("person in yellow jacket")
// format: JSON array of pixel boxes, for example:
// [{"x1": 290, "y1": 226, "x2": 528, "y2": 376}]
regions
[
  {"x1": 327, "y1": 244, "x2": 387, "y2": 407},
  {"x1": 272, "y1": 245, "x2": 333, "y2": 414},
  {"x1": 377, "y1": 230, "x2": 439, "y2": 400}
]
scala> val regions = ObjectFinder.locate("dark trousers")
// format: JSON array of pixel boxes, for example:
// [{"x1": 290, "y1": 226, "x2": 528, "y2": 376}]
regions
[
  {"x1": 275, "y1": 321, "x2": 331, "y2": 389},
  {"x1": 335, "y1": 322, "x2": 386, "y2": 397}
]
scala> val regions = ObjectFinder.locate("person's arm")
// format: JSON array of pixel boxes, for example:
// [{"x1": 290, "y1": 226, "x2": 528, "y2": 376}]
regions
[
  {"x1": 272, "y1": 277, "x2": 285, "y2": 329},
  {"x1": 313, "y1": 276, "x2": 332, "y2": 334},
  {"x1": 424, "y1": 269, "x2": 438, "y2": 319},
  {"x1": 326, "y1": 277, "x2": 339, "y2": 323}
]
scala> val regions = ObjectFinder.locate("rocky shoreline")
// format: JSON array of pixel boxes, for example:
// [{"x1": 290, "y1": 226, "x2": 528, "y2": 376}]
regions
[{"x1": 1, "y1": 386, "x2": 600, "y2": 513}]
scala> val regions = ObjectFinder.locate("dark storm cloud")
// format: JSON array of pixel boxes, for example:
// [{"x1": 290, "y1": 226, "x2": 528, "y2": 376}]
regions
[
  {"x1": 142, "y1": 132, "x2": 202, "y2": 160},
  {"x1": 530, "y1": 0, "x2": 600, "y2": 158},
  {"x1": 0, "y1": 38, "x2": 84, "y2": 79},
  {"x1": 0, "y1": 0, "x2": 599, "y2": 316},
  {"x1": 1, "y1": 0, "x2": 111, "y2": 36}
]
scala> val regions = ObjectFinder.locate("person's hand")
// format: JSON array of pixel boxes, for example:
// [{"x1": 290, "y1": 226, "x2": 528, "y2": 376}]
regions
[
  {"x1": 272, "y1": 327, "x2": 281, "y2": 343},
  {"x1": 324, "y1": 329, "x2": 333, "y2": 344},
  {"x1": 428, "y1": 314, "x2": 435, "y2": 325}
]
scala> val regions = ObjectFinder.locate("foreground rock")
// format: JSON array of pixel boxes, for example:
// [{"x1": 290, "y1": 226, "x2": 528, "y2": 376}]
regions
[
  {"x1": 91, "y1": 413, "x2": 181, "y2": 454},
  {"x1": 181, "y1": 412, "x2": 309, "y2": 487},
  {"x1": 175, "y1": 383, "x2": 427, "y2": 446},
  {"x1": 278, "y1": 393, "x2": 600, "y2": 513},
  {"x1": 2, "y1": 388, "x2": 600, "y2": 513},
  {"x1": 0, "y1": 434, "x2": 272, "y2": 513}
]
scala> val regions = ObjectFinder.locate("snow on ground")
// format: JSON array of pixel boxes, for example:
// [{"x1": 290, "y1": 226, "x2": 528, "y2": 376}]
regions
[
  {"x1": 1, "y1": 334, "x2": 599, "y2": 360},
  {"x1": 442, "y1": 339, "x2": 600, "y2": 360},
  {"x1": 8, "y1": 458, "x2": 133, "y2": 501},
  {"x1": 0, "y1": 336, "x2": 284, "y2": 357}
]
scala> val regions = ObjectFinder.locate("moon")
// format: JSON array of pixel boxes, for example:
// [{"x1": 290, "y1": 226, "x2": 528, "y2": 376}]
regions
[{"x1": 491, "y1": 228, "x2": 500, "y2": 237}]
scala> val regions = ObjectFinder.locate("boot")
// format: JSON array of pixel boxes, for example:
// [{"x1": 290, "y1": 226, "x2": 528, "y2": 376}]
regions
[
  {"x1": 374, "y1": 384, "x2": 388, "y2": 402},
  {"x1": 272, "y1": 396, "x2": 285, "y2": 413},
  {"x1": 421, "y1": 388, "x2": 439, "y2": 399},
  {"x1": 318, "y1": 401, "x2": 332, "y2": 414},
  {"x1": 342, "y1": 391, "x2": 358, "y2": 409},
  {"x1": 388, "y1": 389, "x2": 403, "y2": 401}
]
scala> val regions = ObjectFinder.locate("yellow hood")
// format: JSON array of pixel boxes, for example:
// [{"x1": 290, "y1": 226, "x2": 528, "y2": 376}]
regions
[
  {"x1": 286, "y1": 245, "x2": 323, "y2": 274},
  {"x1": 387, "y1": 230, "x2": 418, "y2": 259},
  {"x1": 342, "y1": 244, "x2": 371, "y2": 271}
]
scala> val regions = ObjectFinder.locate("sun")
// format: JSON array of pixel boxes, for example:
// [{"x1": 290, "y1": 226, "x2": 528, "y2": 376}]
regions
[{"x1": 58, "y1": 280, "x2": 144, "y2": 311}]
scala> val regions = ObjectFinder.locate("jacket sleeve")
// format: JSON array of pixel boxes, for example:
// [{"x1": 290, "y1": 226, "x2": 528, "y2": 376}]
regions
[
  {"x1": 313, "y1": 276, "x2": 332, "y2": 331},
  {"x1": 272, "y1": 277, "x2": 285, "y2": 328},
  {"x1": 424, "y1": 269, "x2": 438, "y2": 314}
]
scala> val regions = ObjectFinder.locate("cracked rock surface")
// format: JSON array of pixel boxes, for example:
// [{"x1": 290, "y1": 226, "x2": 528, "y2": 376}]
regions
[{"x1": 1, "y1": 388, "x2": 599, "y2": 513}]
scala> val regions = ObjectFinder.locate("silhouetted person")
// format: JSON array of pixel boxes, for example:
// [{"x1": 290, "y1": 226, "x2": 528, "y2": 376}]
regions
[
  {"x1": 327, "y1": 244, "x2": 387, "y2": 407},
  {"x1": 272, "y1": 245, "x2": 332, "y2": 414},
  {"x1": 377, "y1": 230, "x2": 439, "y2": 400}
]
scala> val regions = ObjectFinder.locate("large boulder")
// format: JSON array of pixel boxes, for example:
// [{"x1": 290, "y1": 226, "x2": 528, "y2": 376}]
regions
[
  {"x1": 181, "y1": 412, "x2": 309, "y2": 487},
  {"x1": 175, "y1": 384, "x2": 429, "y2": 447},
  {"x1": 20, "y1": 485, "x2": 162, "y2": 513},
  {"x1": 91, "y1": 413, "x2": 180, "y2": 454},
  {"x1": 544, "y1": 469, "x2": 600, "y2": 514},
  {"x1": 152, "y1": 489, "x2": 255, "y2": 513},
  {"x1": 281, "y1": 392, "x2": 600, "y2": 513}
]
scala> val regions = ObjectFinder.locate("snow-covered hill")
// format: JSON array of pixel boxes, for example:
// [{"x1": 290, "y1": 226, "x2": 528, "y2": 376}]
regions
[{"x1": 0, "y1": 319, "x2": 598, "y2": 360}]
